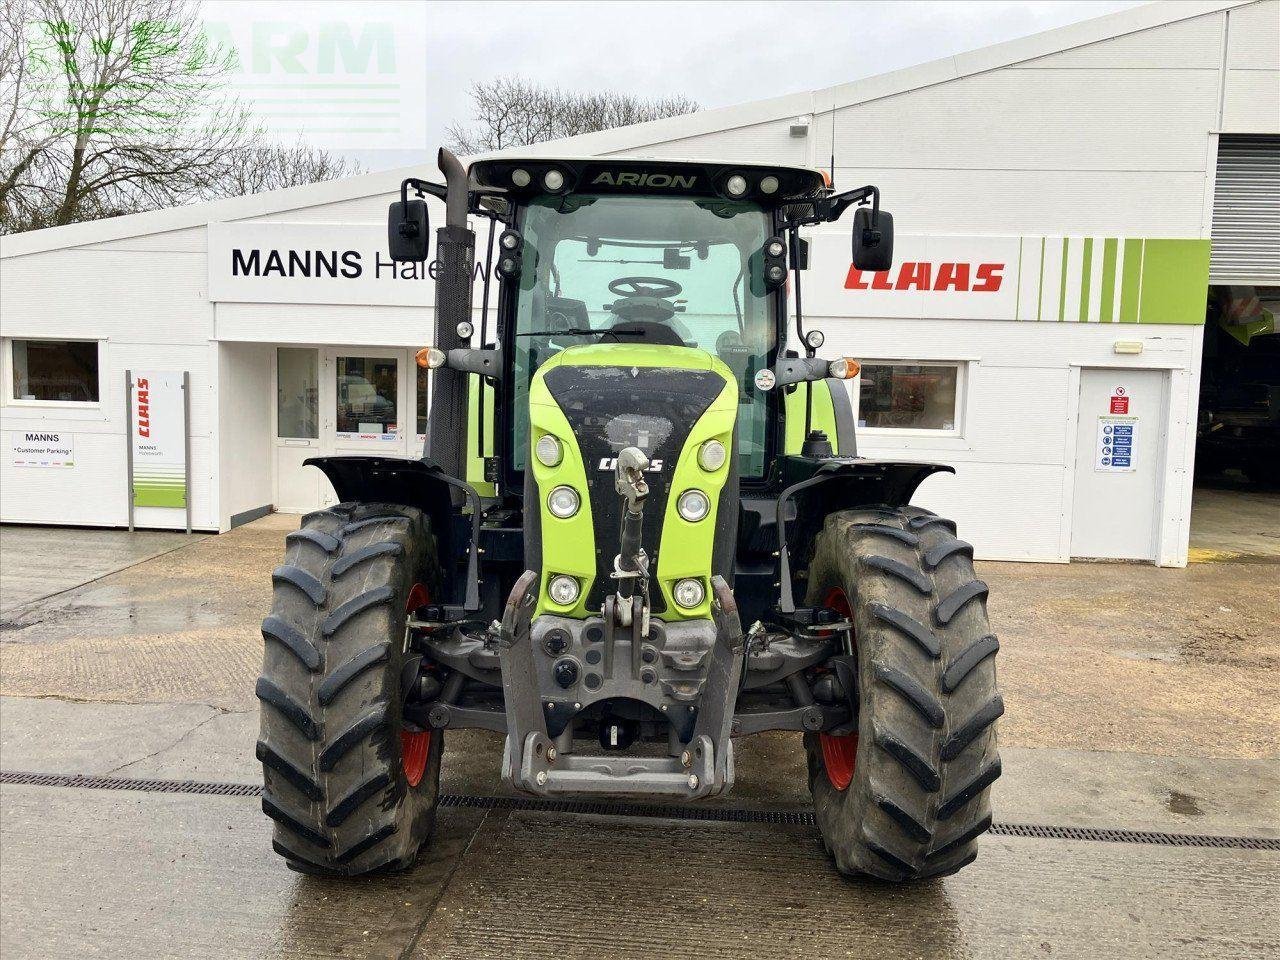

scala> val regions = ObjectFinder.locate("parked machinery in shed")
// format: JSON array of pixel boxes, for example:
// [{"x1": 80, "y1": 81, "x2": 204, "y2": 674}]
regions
[{"x1": 255, "y1": 148, "x2": 1002, "y2": 881}]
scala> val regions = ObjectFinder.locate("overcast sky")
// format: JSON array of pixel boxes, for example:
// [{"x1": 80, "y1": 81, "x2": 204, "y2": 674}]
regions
[{"x1": 202, "y1": 0, "x2": 1147, "y2": 172}]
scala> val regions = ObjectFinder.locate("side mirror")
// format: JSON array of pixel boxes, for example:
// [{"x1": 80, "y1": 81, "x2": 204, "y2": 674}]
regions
[
  {"x1": 388, "y1": 198, "x2": 429, "y2": 263},
  {"x1": 852, "y1": 206, "x2": 893, "y2": 272}
]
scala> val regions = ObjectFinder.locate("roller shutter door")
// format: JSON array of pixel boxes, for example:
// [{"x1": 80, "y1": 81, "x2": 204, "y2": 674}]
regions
[{"x1": 1210, "y1": 135, "x2": 1280, "y2": 285}]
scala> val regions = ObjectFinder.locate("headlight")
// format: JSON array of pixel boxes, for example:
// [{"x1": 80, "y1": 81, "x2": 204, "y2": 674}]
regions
[
  {"x1": 673, "y1": 578, "x2": 705, "y2": 609},
  {"x1": 535, "y1": 434, "x2": 563, "y2": 467},
  {"x1": 548, "y1": 574, "x2": 580, "y2": 606},
  {"x1": 547, "y1": 485, "x2": 580, "y2": 519},
  {"x1": 805, "y1": 329, "x2": 825, "y2": 350},
  {"x1": 677, "y1": 489, "x2": 711, "y2": 522},
  {"x1": 698, "y1": 439, "x2": 726, "y2": 472},
  {"x1": 456, "y1": 320, "x2": 474, "y2": 339}
]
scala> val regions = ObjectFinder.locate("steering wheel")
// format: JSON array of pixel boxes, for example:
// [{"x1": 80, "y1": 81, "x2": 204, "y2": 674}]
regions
[{"x1": 609, "y1": 276, "x2": 683, "y2": 299}]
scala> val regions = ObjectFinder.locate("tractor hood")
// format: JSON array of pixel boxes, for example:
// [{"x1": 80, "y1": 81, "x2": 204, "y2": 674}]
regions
[{"x1": 527, "y1": 344, "x2": 739, "y2": 619}]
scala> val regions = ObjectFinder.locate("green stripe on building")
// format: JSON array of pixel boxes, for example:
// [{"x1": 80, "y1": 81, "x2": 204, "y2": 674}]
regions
[
  {"x1": 1057, "y1": 237, "x2": 1069, "y2": 322},
  {"x1": 1138, "y1": 239, "x2": 1212, "y2": 325},
  {"x1": 1119, "y1": 238, "x2": 1144, "y2": 323},
  {"x1": 1036, "y1": 237, "x2": 1046, "y2": 321},
  {"x1": 1099, "y1": 238, "x2": 1118, "y2": 323},
  {"x1": 1078, "y1": 237, "x2": 1094, "y2": 323}
]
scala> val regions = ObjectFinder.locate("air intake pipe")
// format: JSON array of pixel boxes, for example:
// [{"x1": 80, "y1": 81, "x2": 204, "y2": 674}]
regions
[{"x1": 425, "y1": 147, "x2": 475, "y2": 477}]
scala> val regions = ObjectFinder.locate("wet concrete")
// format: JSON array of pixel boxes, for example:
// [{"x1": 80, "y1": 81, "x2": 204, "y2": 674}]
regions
[
  {"x1": 4, "y1": 695, "x2": 1278, "y2": 839},
  {"x1": 1, "y1": 784, "x2": 1276, "y2": 960},
  {"x1": 5, "y1": 513, "x2": 1275, "y2": 757},
  {"x1": 0, "y1": 525, "x2": 201, "y2": 611},
  {"x1": 0, "y1": 785, "x2": 485, "y2": 960},
  {"x1": 1, "y1": 516, "x2": 1278, "y2": 957}
]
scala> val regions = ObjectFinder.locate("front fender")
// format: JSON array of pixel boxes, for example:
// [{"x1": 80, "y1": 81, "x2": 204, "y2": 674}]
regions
[
  {"x1": 306, "y1": 455, "x2": 480, "y2": 610},
  {"x1": 774, "y1": 455, "x2": 954, "y2": 612}
]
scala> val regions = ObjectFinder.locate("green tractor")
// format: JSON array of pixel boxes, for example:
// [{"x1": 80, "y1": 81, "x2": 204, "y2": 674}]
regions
[{"x1": 256, "y1": 148, "x2": 1002, "y2": 882}]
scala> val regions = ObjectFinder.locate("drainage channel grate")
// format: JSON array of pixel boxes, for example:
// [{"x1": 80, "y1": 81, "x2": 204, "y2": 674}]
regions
[{"x1": 4, "y1": 770, "x2": 1277, "y2": 851}]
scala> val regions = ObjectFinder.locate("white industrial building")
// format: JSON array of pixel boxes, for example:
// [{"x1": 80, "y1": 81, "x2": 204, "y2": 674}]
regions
[{"x1": 2, "y1": 0, "x2": 1277, "y2": 565}]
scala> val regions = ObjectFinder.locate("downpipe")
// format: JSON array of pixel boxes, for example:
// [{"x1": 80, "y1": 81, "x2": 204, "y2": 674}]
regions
[{"x1": 424, "y1": 147, "x2": 475, "y2": 475}]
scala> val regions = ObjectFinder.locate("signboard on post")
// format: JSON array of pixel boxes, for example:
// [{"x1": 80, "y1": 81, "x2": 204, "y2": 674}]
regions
[
  {"x1": 130, "y1": 371, "x2": 188, "y2": 509},
  {"x1": 1095, "y1": 415, "x2": 1138, "y2": 472},
  {"x1": 8, "y1": 431, "x2": 74, "y2": 468}
]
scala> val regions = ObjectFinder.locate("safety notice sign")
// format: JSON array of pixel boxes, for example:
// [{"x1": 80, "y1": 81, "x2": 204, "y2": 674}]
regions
[{"x1": 1096, "y1": 415, "x2": 1138, "y2": 472}]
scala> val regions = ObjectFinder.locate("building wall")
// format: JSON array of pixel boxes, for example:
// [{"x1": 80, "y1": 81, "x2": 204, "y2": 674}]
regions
[
  {"x1": 590, "y1": 4, "x2": 1256, "y2": 565},
  {"x1": 0, "y1": 245, "x2": 218, "y2": 529}
]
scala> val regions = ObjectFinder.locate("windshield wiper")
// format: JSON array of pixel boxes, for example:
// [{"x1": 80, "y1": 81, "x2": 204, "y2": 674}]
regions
[{"x1": 514, "y1": 327, "x2": 609, "y2": 337}]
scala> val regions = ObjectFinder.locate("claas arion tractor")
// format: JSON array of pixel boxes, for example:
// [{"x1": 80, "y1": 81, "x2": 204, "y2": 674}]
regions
[{"x1": 256, "y1": 148, "x2": 1002, "y2": 881}]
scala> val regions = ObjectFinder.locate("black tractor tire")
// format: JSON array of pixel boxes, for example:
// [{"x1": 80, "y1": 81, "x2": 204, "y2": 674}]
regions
[
  {"x1": 256, "y1": 501, "x2": 444, "y2": 876},
  {"x1": 804, "y1": 505, "x2": 1002, "y2": 881}
]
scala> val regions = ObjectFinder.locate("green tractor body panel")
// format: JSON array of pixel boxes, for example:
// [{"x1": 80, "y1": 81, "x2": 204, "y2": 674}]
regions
[
  {"x1": 465, "y1": 375, "x2": 496, "y2": 496},
  {"x1": 528, "y1": 343, "x2": 737, "y2": 620},
  {"x1": 784, "y1": 381, "x2": 841, "y2": 454}
]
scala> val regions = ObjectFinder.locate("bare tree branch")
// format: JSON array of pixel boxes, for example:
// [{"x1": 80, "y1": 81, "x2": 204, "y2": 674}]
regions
[
  {"x1": 0, "y1": 0, "x2": 361, "y2": 233},
  {"x1": 446, "y1": 76, "x2": 700, "y2": 154}
]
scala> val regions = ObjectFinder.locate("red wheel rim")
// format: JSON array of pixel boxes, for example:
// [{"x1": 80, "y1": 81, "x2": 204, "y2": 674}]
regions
[
  {"x1": 818, "y1": 587, "x2": 858, "y2": 791},
  {"x1": 401, "y1": 583, "x2": 433, "y2": 788}
]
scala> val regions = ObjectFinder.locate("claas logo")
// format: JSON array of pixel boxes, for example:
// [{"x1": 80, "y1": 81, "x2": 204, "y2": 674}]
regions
[
  {"x1": 137, "y1": 378, "x2": 151, "y2": 438},
  {"x1": 845, "y1": 262, "x2": 1004, "y2": 292}
]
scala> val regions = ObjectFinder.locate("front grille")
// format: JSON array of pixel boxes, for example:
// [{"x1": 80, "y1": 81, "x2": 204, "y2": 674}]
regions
[{"x1": 542, "y1": 365, "x2": 726, "y2": 612}]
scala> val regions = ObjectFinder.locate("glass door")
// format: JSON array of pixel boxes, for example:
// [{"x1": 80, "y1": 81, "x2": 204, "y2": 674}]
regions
[
  {"x1": 273, "y1": 346, "x2": 324, "y2": 511},
  {"x1": 327, "y1": 349, "x2": 411, "y2": 459}
]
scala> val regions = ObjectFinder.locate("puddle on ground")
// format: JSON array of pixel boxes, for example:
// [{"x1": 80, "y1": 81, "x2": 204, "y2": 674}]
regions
[{"x1": 1165, "y1": 789, "x2": 1204, "y2": 817}]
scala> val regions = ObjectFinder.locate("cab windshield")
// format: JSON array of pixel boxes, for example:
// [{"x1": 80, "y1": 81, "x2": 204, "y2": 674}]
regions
[{"x1": 512, "y1": 193, "x2": 773, "y2": 475}]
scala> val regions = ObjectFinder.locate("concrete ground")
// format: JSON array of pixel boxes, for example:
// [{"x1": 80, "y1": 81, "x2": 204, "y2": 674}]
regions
[
  {"x1": 1189, "y1": 486, "x2": 1280, "y2": 563},
  {"x1": 1, "y1": 508, "x2": 1278, "y2": 959},
  {"x1": 0, "y1": 524, "x2": 201, "y2": 611}
]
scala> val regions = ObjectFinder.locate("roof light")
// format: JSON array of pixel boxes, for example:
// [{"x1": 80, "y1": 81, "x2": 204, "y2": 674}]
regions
[
  {"x1": 760, "y1": 175, "x2": 780, "y2": 195},
  {"x1": 511, "y1": 168, "x2": 531, "y2": 187},
  {"x1": 543, "y1": 169, "x2": 565, "y2": 191},
  {"x1": 725, "y1": 175, "x2": 748, "y2": 197}
]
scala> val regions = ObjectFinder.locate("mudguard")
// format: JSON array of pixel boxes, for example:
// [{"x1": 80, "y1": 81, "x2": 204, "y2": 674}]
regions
[
  {"x1": 773, "y1": 454, "x2": 954, "y2": 612},
  {"x1": 306, "y1": 455, "x2": 482, "y2": 611}
]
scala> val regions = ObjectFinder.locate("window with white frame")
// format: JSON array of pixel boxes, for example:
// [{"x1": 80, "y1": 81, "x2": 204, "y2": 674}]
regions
[
  {"x1": 856, "y1": 362, "x2": 963, "y2": 433},
  {"x1": 9, "y1": 339, "x2": 100, "y2": 403}
]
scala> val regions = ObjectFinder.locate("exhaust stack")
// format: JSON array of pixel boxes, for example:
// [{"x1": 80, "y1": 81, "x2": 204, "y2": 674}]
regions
[{"x1": 425, "y1": 147, "x2": 475, "y2": 476}]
